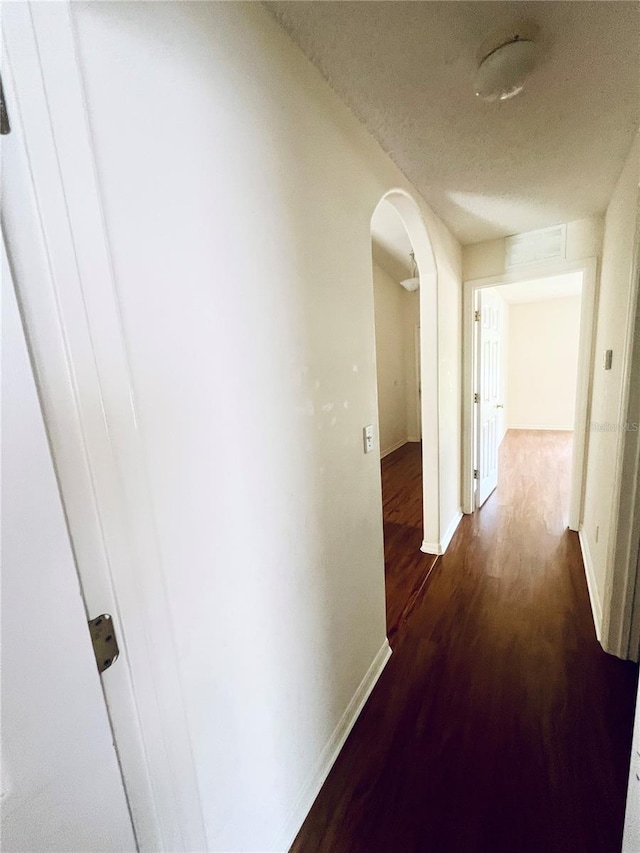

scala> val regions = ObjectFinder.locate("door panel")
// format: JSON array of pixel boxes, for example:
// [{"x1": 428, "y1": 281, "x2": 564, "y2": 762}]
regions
[
  {"x1": 476, "y1": 290, "x2": 502, "y2": 506},
  {"x1": 1, "y1": 242, "x2": 136, "y2": 852}
]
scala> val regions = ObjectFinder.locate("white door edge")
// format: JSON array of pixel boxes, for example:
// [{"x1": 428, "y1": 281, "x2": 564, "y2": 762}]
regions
[{"x1": 2, "y1": 4, "x2": 207, "y2": 850}]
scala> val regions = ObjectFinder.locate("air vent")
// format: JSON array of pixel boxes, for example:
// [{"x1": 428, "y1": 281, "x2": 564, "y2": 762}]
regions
[{"x1": 505, "y1": 225, "x2": 566, "y2": 269}]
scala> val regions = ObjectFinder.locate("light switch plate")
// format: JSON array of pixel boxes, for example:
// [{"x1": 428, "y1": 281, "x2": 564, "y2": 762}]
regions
[{"x1": 363, "y1": 425, "x2": 375, "y2": 454}]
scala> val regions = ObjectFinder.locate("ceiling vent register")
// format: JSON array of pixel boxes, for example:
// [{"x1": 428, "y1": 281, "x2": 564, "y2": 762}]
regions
[{"x1": 504, "y1": 225, "x2": 567, "y2": 269}]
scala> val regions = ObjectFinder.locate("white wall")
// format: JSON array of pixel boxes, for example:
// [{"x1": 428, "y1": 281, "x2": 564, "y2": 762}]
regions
[
  {"x1": 64, "y1": 3, "x2": 462, "y2": 850},
  {"x1": 404, "y1": 290, "x2": 421, "y2": 442},
  {"x1": 581, "y1": 132, "x2": 640, "y2": 642},
  {"x1": 496, "y1": 290, "x2": 510, "y2": 442},
  {"x1": 372, "y1": 261, "x2": 421, "y2": 456},
  {"x1": 506, "y1": 296, "x2": 582, "y2": 430},
  {"x1": 372, "y1": 262, "x2": 409, "y2": 455},
  {"x1": 436, "y1": 240, "x2": 463, "y2": 539}
]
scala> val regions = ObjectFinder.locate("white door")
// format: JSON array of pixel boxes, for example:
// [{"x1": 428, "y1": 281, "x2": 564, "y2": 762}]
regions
[
  {"x1": 475, "y1": 289, "x2": 502, "y2": 506},
  {"x1": 1, "y1": 242, "x2": 137, "y2": 852}
]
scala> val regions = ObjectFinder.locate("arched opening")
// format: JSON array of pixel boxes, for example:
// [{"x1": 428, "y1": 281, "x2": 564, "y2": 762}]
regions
[{"x1": 370, "y1": 190, "x2": 440, "y2": 640}]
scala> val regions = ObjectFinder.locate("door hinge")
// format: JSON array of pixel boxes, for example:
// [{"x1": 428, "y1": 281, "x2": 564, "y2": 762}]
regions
[
  {"x1": 473, "y1": 469, "x2": 479, "y2": 479},
  {"x1": 88, "y1": 614, "x2": 120, "y2": 673},
  {"x1": 474, "y1": 392, "x2": 479, "y2": 403},
  {"x1": 474, "y1": 309, "x2": 480, "y2": 321}
]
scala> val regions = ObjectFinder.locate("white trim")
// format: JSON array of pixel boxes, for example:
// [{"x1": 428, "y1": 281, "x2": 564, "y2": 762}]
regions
[
  {"x1": 465, "y1": 256, "x2": 592, "y2": 289},
  {"x1": 462, "y1": 256, "x2": 598, "y2": 535},
  {"x1": 604, "y1": 191, "x2": 640, "y2": 661},
  {"x1": 579, "y1": 530, "x2": 603, "y2": 641},
  {"x1": 420, "y1": 269, "x2": 441, "y2": 547},
  {"x1": 413, "y1": 321, "x2": 422, "y2": 441},
  {"x1": 507, "y1": 424, "x2": 574, "y2": 431},
  {"x1": 420, "y1": 509, "x2": 462, "y2": 556},
  {"x1": 277, "y1": 639, "x2": 392, "y2": 852},
  {"x1": 406, "y1": 435, "x2": 421, "y2": 443},
  {"x1": 569, "y1": 257, "x2": 599, "y2": 532},
  {"x1": 370, "y1": 192, "x2": 440, "y2": 554},
  {"x1": 380, "y1": 438, "x2": 408, "y2": 459},
  {"x1": 372, "y1": 192, "x2": 441, "y2": 550},
  {"x1": 441, "y1": 510, "x2": 463, "y2": 553}
]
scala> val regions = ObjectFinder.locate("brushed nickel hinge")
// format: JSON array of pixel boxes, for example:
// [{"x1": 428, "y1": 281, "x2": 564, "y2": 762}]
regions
[
  {"x1": 88, "y1": 614, "x2": 119, "y2": 673},
  {"x1": 474, "y1": 309, "x2": 480, "y2": 321},
  {"x1": 474, "y1": 392, "x2": 479, "y2": 403},
  {"x1": 473, "y1": 469, "x2": 479, "y2": 479}
]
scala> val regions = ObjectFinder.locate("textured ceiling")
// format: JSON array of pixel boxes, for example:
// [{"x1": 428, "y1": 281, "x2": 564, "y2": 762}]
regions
[{"x1": 266, "y1": 1, "x2": 640, "y2": 245}]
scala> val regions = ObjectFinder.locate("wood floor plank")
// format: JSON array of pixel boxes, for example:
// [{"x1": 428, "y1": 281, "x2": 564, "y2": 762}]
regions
[
  {"x1": 292, "y1": 430, "x2": 638, "y2": 853},
  {"x1": 380, "y1": 442, "x2": 437, "y2": 644}
]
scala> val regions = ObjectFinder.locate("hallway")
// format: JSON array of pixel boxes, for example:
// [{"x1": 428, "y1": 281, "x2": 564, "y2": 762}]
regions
[
  {"x1": 380, "y1": 442, "x2": 437, "y2": 644},
  {"x1": 292, "y1": 430, "x2": 638, "y2": 853}
]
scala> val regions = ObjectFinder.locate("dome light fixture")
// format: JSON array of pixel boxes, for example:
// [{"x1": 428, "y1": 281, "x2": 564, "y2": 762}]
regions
[
  {"x1": 400, "y1": 251, "x2": 420, "y2": 292},
  {"x1": 474, "y1": 36, "x2": 537, "y2": 102}
]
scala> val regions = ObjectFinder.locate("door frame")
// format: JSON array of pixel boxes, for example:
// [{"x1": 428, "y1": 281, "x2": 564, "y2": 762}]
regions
[
  {"x1": 462, "y1": 256, "x2": 598, "y2": 530},
  {"x1": 412, "y1": 321, "x2": 422, "y2": 441},
  {"x1": 2, "y1": 4, "x2": 206, "y2": 850},
  {"x1": 371, "y1": 191, "x2": 442, "y2": 554},
  {"x1": 607, "y1": 194, "x2": 640, "y2": 661}
]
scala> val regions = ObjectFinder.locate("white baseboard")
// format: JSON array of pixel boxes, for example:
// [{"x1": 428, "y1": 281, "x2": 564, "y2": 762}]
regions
[
  {"x1": 380, "y1": 438, "x2": 407, "y2": 459},
  {"x1": 420, "y1": 510, "x2": 463, "y2": 556},
  {"x1": 277, "y1": 639, "x2": 392, "y2": 851},
  {"x1": 441, "y1": 510, "x2": 463, "y2": 553},
  {"x1": 406, "y1": 435, "x2": 421, "y2": 443},
  {"x1": 578, "y1": 529, "x2": 603, "y2": 641},
  {"x1": 507, "y1": 424, "x2": 574, "y2": 431}
]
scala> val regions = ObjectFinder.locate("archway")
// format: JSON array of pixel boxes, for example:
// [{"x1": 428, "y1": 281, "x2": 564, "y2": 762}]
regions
[{"x1": 370, "y1": 190, "x2": 440, "y2": 635}]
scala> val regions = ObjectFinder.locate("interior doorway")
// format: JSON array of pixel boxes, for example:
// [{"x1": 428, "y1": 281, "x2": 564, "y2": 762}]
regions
[
  {"x1": 473, "y1": 271, "x2": 585, "y2": 522},
  {"x1": 370, "y1": 196, "x2": 435, "y2": 642},
  {"x1": 371, "y1": 200, "x2": 422, "y2": 460},
  {"x1": 463, "y1": 259, "x2": 598, "y2": 531}
]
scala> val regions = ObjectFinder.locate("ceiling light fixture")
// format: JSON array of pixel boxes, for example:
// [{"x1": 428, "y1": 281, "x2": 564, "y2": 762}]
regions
[
  {"x1": 400, "y1": 252, "x2": 420, "y2": 292},
  {"x1": 474, "y1": 36, "x2": 537, "y2": 102}
]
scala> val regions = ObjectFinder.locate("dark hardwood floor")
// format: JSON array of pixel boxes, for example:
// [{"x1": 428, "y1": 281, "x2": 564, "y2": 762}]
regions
[
  {"x1": 380, "y1": 442, "x2": 437, "y2": 644},
  {"x1": 292, "y1": 430, "x2": 638, "y2": 853}
]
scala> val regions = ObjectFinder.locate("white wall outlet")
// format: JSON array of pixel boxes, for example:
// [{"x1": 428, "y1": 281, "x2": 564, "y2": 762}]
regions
[{"x1": 363, "y1": 424, "x2": 375, "y2": 454}]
